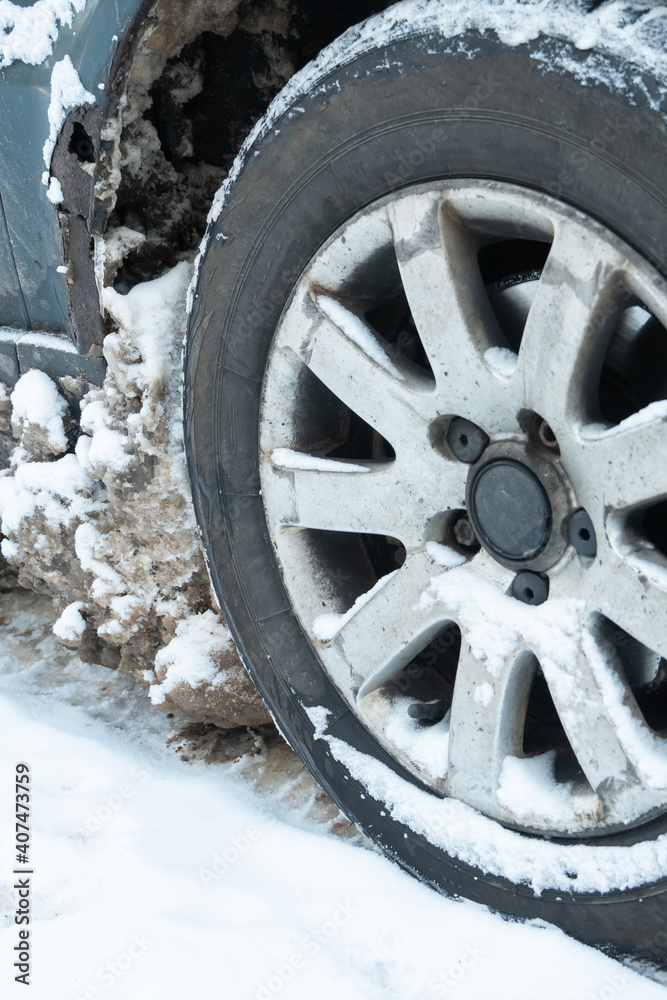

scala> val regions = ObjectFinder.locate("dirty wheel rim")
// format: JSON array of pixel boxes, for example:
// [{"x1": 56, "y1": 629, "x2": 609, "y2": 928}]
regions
[{"x1": 259, "y1": 180, "x2": 667, "y2": 838}]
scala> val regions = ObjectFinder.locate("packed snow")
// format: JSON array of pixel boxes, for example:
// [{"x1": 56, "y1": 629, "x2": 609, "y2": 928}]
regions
[
  {"x1": 0, "y1": 262, "x2": 268, "y2": 730},
  {"x1": 9, "y1": 371, "x2": 68, "y2": 459},
  {"x1": 77, "y1": 399, "x2": 131, "y2": 476},
  {"x1": 1, "y1": 591, "x2": 664, "y2": 999},
  {"x1": 45, "y1": 175, "x2": 64, "y2": 206},
  {"x1": 313, "y1": 571, "x2": 398, "y2": 642},
  {"x1": 74, "y1": 522, "x2": 124, "y2": 601},
  {"x1": 149, "y1": 610, "x2": 237, "y2": 706},
  {"x1": 271, "y1": 449, "x2": 369, "y2": 474},
  {"x1": 0, "y1": 452, "x2": 99, "y2": 535},
  {"x1": 425, "y1": 541, "x2": 466, "y2": 568},
  {"x1": 484, "y1": 346, "x2": 518, "y2": 378},
  {"x1": 316, "y1": 296, "x2": 405, "y2": 378},
  {"x1": 52, "y1": 600, "x2": 86, "y2": 642},
  {"x1": 0, "y1": 0, "x2": 86, "y2": 70}
]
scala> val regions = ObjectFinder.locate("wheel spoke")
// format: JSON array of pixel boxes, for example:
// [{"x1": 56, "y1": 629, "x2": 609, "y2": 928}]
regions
[
  {"x1": 279, "y1": 288, "x2": 434, "y2": 453},
  {"x1": 262, "y1": 458, "x2": 432, "y2": 547},
  {"x1": 587, "y1": 544, "x2": 667, "y2": 662},
  {"x1": 540, "y1": 616, "x2": 666, "y2": 797},
  {"x1": 446, "y1": 643, "x2": 534, "y2": 808},
  {"x1": 389, "y1": 192, "x2": 520, "y2": 434},
  {"x1": 516, "y1": 221, "x2": 626, "y2": 435},
  {"x1": 574, "y1": 413, "x2": 667, "y2": 513},
  {"x1": 432, "y1": 568, "x2": 664, "y2": 807},
  {"x1": 322, "y1": 552, "x2": 453, "y2": 696}
]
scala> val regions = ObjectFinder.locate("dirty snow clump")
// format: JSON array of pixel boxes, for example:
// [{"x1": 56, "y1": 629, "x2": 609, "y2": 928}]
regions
[
  {"x1": 10, "y1": 370, "x2": 69, "y2": 463},
  {"x1": 53, "y1": 600, "x2": 87, "y2": 643},
  {"x1": 151, "y1": 610, "x2": 268, "y2": 728},
  {"x1": 0, "y1": 262, "x2": 269, "y2": 729}
]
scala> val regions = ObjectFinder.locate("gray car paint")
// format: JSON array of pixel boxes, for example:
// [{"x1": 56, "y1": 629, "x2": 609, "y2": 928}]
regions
[{"x1": 0, "y1": 0, "x2": 145, "y2": 339}]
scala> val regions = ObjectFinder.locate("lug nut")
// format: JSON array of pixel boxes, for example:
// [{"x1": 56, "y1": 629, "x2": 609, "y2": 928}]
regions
[
  {"x1": 408, "y1": 699, "x2": 447, "y2": 724},
  {"x1": 512, "y1": 571, "x2": 549, "y2": 606},
  {"x1": 447, "y1": 417, "x2": 489, "y2": 463},
  {"x1": 453, "y1": 516, "x2": 477, "y2": 549},
  {"x1": 569, "y1": 509, "x2": 597, "y2": 556}
]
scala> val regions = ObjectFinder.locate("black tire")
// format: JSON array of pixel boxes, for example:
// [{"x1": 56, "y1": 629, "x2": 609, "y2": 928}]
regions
[{"x1": 185, "y1": 1, "x2": 667, "y2": 966}]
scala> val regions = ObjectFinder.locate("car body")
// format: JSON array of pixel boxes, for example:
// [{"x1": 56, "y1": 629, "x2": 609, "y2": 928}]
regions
[{"x1": 2, "y1": 0, "x2": 667, "y2": 968}]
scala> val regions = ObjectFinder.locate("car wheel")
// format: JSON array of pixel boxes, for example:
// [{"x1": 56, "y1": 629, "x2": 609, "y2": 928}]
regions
[{"x1": 185, "y1": 1, "x2": 667, "y2": 964}]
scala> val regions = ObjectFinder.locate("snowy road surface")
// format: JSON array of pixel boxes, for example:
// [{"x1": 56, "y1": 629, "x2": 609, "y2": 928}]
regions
[{"x1": 0, "y1": 589, "x2": 664, "y2": 1000}]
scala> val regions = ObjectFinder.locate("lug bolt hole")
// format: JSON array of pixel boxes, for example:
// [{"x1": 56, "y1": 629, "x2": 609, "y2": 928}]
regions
[{"x1": 537, "y1": 420, "x2": 558, "y2": 449}]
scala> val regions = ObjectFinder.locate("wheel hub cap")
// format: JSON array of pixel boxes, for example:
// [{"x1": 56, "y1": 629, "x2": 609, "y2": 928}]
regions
[{"x1": 468, "y1": 459, "x2": 552, "y2": 562}]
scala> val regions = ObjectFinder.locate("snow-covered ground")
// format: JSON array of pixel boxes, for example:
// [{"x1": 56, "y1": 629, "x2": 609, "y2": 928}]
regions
[{"x1": 0, "y1": 588, "x2": 664, "y2": 1000}]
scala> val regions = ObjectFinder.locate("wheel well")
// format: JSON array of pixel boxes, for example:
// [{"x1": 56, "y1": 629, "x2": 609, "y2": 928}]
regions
[{"x1": 98, "y1": 0, "x2": 393, "y2": 289}]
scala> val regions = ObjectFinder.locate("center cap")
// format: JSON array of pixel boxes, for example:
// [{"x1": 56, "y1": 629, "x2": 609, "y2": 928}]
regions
[{"x1": 468, "y1": 459, "x2": 552, "y2": 561}]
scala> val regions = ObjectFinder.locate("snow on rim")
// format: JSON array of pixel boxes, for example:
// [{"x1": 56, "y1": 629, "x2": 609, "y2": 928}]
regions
[
  {"x1": 303, "y1": 564, "x2": 667, "y2": 893},
  {"x1": 187, "y1": 0, "x2": 667, "y2": 313},
  {"x1": 270, "y1": 448, "x2": 370, "y2": 474},
  {"x1": 316, "y1": 295, "x2": 406, "y2": 379},
  {"x1": 316, "y1": 723, "x2": 667, "y2": 895},
  {"x1": 312, "y1": 571, "x2": 398, "y2": 642}
]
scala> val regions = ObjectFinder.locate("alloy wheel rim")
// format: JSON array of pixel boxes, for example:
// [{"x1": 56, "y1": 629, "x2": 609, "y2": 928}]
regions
[{"x1": 259, "y1": 180, "x2": 667, "y2": 838}]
